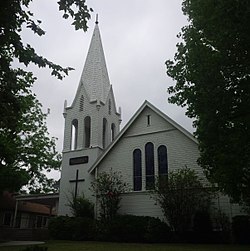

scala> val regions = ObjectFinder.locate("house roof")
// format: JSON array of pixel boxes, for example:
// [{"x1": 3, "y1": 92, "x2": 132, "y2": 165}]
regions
[
  {"x1": 88, "y1": 100, "x2": 197, "y2": 174},
  {"x1": 0, "y1": 191, "x2": 58, "y2": 215},
  {"x1": 15, "y1": 193, "x2": 59, "y2": 208}
]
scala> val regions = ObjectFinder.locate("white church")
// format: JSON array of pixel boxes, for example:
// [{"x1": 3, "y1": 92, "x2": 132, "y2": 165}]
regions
[{"x1": 58, "y1": 20, "x2": 241, "y2": 220}]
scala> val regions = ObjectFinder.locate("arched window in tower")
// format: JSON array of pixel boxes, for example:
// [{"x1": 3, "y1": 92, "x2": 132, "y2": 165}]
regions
[
  {"x1": 158, "y1": 145, "x2": 168, "y2": 177},
  {"x1": 102, "y1": 118, "x2": 107, "y2": 148},
  {"x1": 133, "y1": 149, "x2": 142, "y2": 191},
  {"x1": 145, "y1": 142, "x2": 155, "y2": 190},
  {"x1": 79, "y1": 95, "x2": 84, "y2": 111},
  {"x1": 84, "y1": 116, "x2": 91, "y2": 148},
  {"x1": 111, "y1": 123, "x2": 116, "y2": 141},
  {"x1": 108, "y1": 99, "x2": 111, "y2": 115},
  {"x1": 71, "y1": 119, "x2": 78, "y2": 150}
]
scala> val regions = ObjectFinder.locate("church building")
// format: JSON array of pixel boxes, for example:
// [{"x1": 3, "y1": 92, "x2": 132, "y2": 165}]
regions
[{"x1": 58, "y1": 20, "x2": 241, "y2": 220}]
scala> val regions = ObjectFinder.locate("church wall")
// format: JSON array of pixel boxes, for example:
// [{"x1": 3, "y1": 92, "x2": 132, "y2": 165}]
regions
[
  {"x1": 96, "y1": 107, "x2": 203, "y2": 219},
  {"x1": 95, "y1": 105, "x2": 243, "y2": 220},
  {"x1": 119, "y1": 192, "x2": 164, "y2": 220},
  {"x1": 58, "y1": 148, "x2": 99, "y2": 216}
]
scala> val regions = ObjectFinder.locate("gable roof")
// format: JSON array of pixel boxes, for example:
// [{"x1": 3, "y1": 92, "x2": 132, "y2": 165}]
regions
[{"x1": 88, "y1": 100, "x2": 197, "y2": 174}]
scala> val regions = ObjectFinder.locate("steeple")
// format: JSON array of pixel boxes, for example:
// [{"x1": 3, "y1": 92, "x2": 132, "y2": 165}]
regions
[
  {"x1": 76, "y1": 20, "x2": 111, "y2": 105},
  {"x1": 62, "y1": 20, "x2": 121, "y2": 153},
  {"x1": 59, "y1": 19, "x2": 121, "y2": 216}
]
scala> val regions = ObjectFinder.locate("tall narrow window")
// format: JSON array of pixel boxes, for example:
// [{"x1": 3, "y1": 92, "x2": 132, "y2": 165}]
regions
[
  {"x1": 111, "y1": 123, "x2": 115, "y2": 141},
  {"x1": 102, "y1": 118, "x2": 107, "y2": 148},
  {"x1": 158, "y1": 145, "x2": 168, "y2": 176},
  {"x1": 79, "y1": 95, "x2": 84, "y2": 111},
  {"x1": 84, "y1": 116, "x2": 91, "y2": 148},
  {"x1": 133, "y1": 149, "x2": 142, "y2": 191},
  {"x1": 147, "y1": 115, "x2": 151, "y2": 126},
  {"x1": 145, "y1": 142, "x2": 155, "y2": 189},
  {"x1": 108, "y1": 99, "x2": 111, "y2": 115},
  {"x1": 71, "y1": 119, "x2": 78, "y2": 150}
]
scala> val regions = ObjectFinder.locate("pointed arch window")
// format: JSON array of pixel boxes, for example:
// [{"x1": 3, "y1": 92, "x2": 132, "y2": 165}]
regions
[
  {"x1": 102, "y1": 118, "x2": 107, "y2": 148},
  {"x1": 145, "y1": 142, "x2": 155, "y2": 190},
  {"x1": 71, "y1": 119, "x2": 78, "y2": 150},
  {"x1": 111, "y1": 123, "x2": 116, "y2": 141},
  {"x1": 158, "y1": 145, "x2": 168, "y2": 176},
  {"x1": 133, "y1": 149, "x2": 142, "y2": 191},
  {"x1": 84, "y1": 116, "x2": 91, "y2": 148},
  {"x1": 79, "y1": 95, "x2": 84, "y2": 111}
]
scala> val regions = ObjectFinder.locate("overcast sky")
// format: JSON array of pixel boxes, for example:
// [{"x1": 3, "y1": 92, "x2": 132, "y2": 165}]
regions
[{"x1": 21, "y1": 0, "x2": 193, "y2": 157}]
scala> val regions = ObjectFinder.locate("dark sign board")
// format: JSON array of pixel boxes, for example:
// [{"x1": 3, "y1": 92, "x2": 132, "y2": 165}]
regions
[{"x1": 69, "y1": 156, "x2": 89, "y2": 165}]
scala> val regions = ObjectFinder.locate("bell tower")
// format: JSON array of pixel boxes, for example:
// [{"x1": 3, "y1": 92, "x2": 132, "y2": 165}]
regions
[{"x1": 58, "y1": 20, "x2": 121, "y2": 215}]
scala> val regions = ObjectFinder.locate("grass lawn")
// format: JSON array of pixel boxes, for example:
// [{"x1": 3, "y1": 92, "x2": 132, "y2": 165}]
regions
[{"x1": 0, "y1": 241, "x2": 250, "y2": 251}]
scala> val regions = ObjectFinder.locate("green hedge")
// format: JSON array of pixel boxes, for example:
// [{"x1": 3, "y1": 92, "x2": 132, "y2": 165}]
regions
[
  {"x1": 232, "y1": 215, "x2": 250, "y2": 244},
  {"x1": 48, "y1": 216, "x2": 95, "y2": 241},
  {"x1": 96, "y1": 215, "x2": 171, "y2": 243},
  {"x1": 49, "y1": 214, "x2": 234, "y2": 243},
  {"x1": 49, "y1": 215, "x2": 170, "y2": 242}
]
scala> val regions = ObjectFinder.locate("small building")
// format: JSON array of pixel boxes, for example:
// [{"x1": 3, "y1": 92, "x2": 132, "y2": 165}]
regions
[{"x1": 0, "y1": 191, "x2": 58, "y2": 240}]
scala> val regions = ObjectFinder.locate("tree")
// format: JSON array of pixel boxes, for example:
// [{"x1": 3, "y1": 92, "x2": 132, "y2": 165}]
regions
[
  {"x1": 91, "y1": 170, "x2": 128, "y2": 221},
  {"x1": 166, "y1": 0, "x2": 250, "y2": 209},
  {"x1": 153, "y1": 167, "x2": 211, "y2": 233},
  {"x1": 0, "y1": 0, "x2": 92, "y2": 193}
]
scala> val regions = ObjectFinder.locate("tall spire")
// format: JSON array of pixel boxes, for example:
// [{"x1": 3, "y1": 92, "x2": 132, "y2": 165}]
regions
[{"x1": 78, "y1": 19, "x2": 111, "y2": 104}]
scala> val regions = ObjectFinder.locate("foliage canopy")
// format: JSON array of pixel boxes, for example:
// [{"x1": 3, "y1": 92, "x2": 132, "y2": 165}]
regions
[
  {"x1": 0, "y1": 0, "x2": 92, "y2": 193},
  {"x1": 166, "y1": 0, "x2": 250, "y2": 208}
]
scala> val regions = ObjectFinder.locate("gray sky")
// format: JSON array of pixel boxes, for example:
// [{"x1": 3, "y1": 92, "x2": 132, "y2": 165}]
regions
[{"x1": 22, "y1": 0, "x2": 193, "y2": 158}]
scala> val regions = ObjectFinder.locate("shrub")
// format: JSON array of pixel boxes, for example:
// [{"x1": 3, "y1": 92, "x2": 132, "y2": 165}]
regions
[
  {"x1": 96, "y1": 214, "x2": 171, "y2": 243},
  {"x1": 68, "y1": 217, "x2": 95, "y2": 240},
  {"x1": 48, "y1": 216, "x2": 95, "y2": 240},
  {"x1": 212, "y1": 209, "x2": 231, "y2": 243},
  {"x1": 191, "y1": 210, "x2": 213, "y2": 243},
  {"x1": 153, "y1": 167, "x2": 212, "y2": 233},
  {"x1": 193, "y1": 210, "x2": 213, "y2": 233},
  {"x1": 232, "y1": 215, "x2": 250, "y2": 244},
  {"x1": 145, "y1": 216, "x2": 172, "y2": 243},
  {"x1": 48, "y1": 216, "x2": 71, "y2": 240},
  {"x1": 91, "y1": 170, "x2": 128, "y2": 221},
  {"x1": 67, "y1": 193, "x2": 94, "y2": 218}
]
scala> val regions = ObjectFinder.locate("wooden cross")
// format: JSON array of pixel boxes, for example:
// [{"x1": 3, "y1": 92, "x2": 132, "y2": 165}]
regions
[{"x1": 69, "y1": 169, "x2": 85, "y2": 199}]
